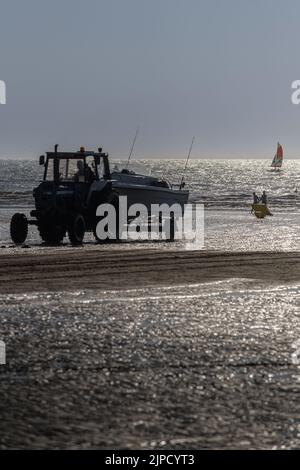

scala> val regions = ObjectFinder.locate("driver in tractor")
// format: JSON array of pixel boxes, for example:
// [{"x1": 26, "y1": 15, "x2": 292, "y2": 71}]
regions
[
  {"x1": 85, "y1": 162, "x2": 95, "y2": 183},
  {"x1": 73, "y1": 160, "x2": 95, "y2": 183}
]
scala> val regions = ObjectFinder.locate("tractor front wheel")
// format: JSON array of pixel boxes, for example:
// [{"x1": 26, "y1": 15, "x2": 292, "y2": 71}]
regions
[{"x1": 10, "y1": 213, "x2": 28, "y2": 244}]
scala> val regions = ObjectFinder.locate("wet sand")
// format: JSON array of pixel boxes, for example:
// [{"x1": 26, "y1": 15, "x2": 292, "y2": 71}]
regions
[
  {"x1": 0, "y1": 248, "x2": 299, "y2": 294},
  {"x1": 0, "y1": 247, "x2": 300, "y2": 449},
  {"x1": 0, "y1": 278, "x2": 299, "y2": 449}
]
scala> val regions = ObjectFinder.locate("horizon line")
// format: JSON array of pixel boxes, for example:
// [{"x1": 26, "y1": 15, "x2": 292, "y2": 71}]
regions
[{"x1": 1, "y1": 155, "x2": 300, "y2": 161}]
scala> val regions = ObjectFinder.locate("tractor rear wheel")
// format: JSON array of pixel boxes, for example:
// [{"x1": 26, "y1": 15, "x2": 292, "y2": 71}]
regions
[
  {"x1": 10, "y1": 213, "x2": 28, "y2": 244},
  {"x1": 68, "y1": 213, "x2": 86, "y2": 245},
  {"x1": 38, "y1": 221, "x2": 65, "y2": 245}
]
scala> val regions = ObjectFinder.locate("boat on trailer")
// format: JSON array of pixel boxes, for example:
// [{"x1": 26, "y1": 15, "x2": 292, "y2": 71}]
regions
[
  {"x1": 111, "y1": 168, "x2": 189, "y2": 209},
  {"x1": 9, "y1": 145, "x2": 189, "y2": 245}
]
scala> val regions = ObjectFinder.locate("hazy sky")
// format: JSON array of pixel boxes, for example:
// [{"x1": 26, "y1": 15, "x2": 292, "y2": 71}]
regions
[{"x1": 1, "y1": 0, "x2": 300, "y2": 158}]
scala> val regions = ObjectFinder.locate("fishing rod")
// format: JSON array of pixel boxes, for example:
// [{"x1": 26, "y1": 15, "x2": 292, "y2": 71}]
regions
[
  {"x1": 180, "y1": 136, "x2": 195, "y2": 189},
  {"x1": 161, "y1": 166, "x2": 167, "y2": 181},
  {"x1": 125, "y1": 126, "x2": 140, "y2": 170}
]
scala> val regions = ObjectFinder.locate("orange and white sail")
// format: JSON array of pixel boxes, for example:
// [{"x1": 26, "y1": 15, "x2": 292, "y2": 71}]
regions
[{"x1": 271, "y1": 142, "x2": 283, "y2": 168}]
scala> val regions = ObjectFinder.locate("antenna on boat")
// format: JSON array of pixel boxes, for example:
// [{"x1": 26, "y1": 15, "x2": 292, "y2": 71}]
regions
[
  {"x1": 125, "y1": 126, "x2": 140, "y2": 170},
  {"x1": 161, "y1": 164, "x2": 169, "y2": 182},
  {"x1": 180, "y1": 136, "x2": 195, "y2": 189}
]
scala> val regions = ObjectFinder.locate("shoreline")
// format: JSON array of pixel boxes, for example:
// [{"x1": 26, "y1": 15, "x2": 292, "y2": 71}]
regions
[{"x1": 0, "y1": 248, "x2": 299, "y2": 294}]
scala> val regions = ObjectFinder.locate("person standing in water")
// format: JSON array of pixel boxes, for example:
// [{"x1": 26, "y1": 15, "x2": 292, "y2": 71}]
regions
[
  {"x1": 261, "y1": 191, "x2": 267, "y2": 204},
  {"x1": 253, "y1": 192, "x2": 259, "y2": 204}
]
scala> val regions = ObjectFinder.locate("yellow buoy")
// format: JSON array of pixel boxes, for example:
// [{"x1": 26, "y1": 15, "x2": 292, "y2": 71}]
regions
[{"x1": 251, "y1": 203, "x2": 273, "y2": 219}]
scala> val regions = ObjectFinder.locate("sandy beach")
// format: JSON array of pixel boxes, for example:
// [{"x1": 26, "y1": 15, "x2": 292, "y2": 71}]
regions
[
  {"x1": 0, "y1": 247, "x2": 299, "y2": 449},
  {"x1": 0, "y1": 244, "x2": 300, "y2": 449},
  {"x1": 0, "y1": 247, "x2": 299, "y2": 294},
  {"x1": 0, "y1": 246, "x2": 299, "y2": 449}
]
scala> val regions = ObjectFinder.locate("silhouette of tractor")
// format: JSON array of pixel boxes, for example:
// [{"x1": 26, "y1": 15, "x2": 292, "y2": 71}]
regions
[{"x1": 10, "y1": 145, "x2": 116, "y2": 245}]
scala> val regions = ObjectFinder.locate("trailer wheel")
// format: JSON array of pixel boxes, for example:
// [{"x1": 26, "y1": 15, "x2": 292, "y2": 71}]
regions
[
  {"x1": 10, "y1": 213, "x2": 28, "y2": 244},
  {"x1": 169, "y1": 215, "x2": 175, "y2": 242},
  {"x1": 164, "y1": 215, "x2": 175, "y2": 242},
  {"x1": 68, "y1": 213, "x2": 86, "y2": 245}
]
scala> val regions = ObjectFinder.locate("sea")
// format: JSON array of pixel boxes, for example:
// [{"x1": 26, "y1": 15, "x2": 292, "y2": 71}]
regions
[
  {"x1": 0, "y1": 158, "x2": 299, "y2": 250},
  {"x1": 0, "y1": 159, "x2": 299, "y2": 449}
]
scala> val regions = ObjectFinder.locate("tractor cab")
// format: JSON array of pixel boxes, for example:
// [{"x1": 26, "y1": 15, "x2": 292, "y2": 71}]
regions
[{"x1": 40, "y1": 146, "x2": 111, "y2": 184}]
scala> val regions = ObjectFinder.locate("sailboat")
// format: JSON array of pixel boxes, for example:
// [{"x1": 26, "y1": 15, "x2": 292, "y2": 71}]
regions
[{"x1": 270, "y1": 142, "x2": 283, "y2": 170}]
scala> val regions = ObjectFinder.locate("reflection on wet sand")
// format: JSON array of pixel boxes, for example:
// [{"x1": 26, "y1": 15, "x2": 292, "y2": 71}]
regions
[{"x1": 0, "y1": 279, "x2": 299, "y2": 449}]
